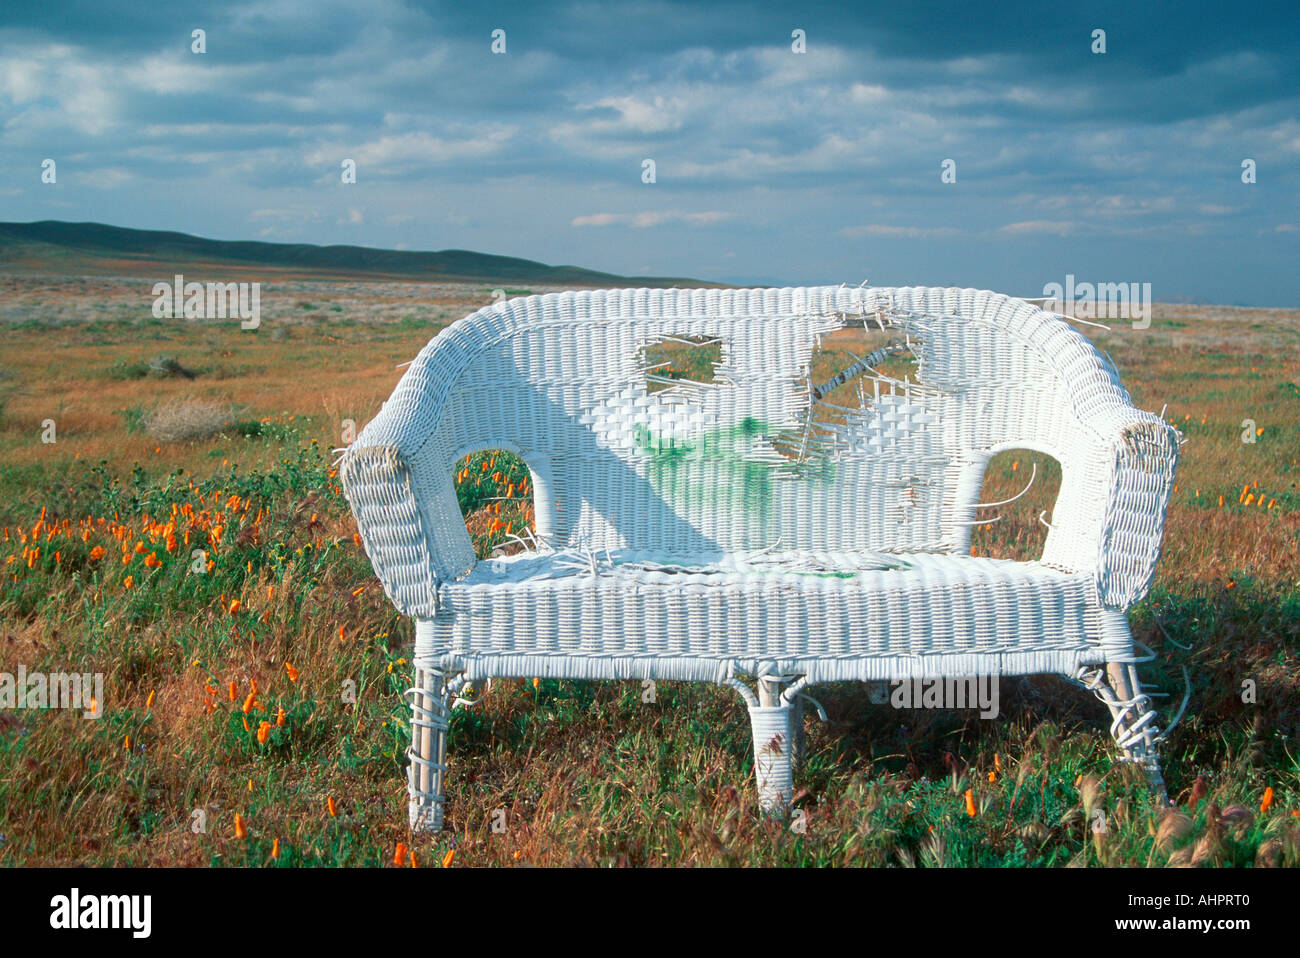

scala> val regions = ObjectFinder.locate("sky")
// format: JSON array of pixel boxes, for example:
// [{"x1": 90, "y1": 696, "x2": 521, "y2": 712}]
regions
[{"x1": 1, "y1": 0, "x2": 1297, "y2": 304}]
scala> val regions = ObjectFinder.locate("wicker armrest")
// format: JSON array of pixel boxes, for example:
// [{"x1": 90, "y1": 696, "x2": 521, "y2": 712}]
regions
[
  {"x1": 340, "y1": 348, "x2": 478, "y2": 617},
  {"x1": 1084, "y1": 406, "x2": 1181, "y2": 609}
]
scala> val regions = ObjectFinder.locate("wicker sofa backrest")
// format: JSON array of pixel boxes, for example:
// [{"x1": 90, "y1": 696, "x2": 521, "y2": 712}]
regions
[{"x1": 341, "y1": 286, "x2": 1178, "y2": 617}]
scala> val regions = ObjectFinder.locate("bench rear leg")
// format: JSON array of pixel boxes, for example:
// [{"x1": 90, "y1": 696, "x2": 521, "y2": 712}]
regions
[{"x1": 407, "y1": 664, "x2": 452, "y2": 833}]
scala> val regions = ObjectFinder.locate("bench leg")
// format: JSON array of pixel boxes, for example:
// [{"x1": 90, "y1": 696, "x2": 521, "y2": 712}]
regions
[
  {"x1": 1073, "y1": 661, "x2": 1168, "y2": 804},
  {"x1": 407, "y1": 664, "x2": 452, "y2": 833},
  {"x1": 749, "y1": 683, "x2": 797, "y2": 817},
  {"x1": 1105, "y1": 661, "x2": 1168, "y2": 802}
]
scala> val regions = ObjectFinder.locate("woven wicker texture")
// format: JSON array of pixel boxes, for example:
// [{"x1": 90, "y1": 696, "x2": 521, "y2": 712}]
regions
[{"x1": 339, "y1": 285, "x2": 1180, "y2": 829}]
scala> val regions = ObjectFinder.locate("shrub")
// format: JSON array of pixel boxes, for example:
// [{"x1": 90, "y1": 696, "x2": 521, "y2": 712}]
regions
[{"x1": 144, "y1": 397, "x2": 229, "y2": 442}]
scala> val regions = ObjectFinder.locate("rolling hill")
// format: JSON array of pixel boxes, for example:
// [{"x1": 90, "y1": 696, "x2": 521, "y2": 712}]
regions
[{"x1": 0, "y1": 220, "x2": 709, "y2": 287}]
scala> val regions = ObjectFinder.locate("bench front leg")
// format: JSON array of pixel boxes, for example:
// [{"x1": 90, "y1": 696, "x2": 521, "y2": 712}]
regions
[{"x1": 407, "y1": 656, "x2": 453, "y2": 833}]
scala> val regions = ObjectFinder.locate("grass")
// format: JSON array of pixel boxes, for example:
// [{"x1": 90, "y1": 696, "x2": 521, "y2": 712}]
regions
[{"x1": 0, "y1": 290, "x2": 1296, "y2": 867}]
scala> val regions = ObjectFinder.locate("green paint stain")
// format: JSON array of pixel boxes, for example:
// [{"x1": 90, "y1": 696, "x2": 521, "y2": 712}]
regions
[{"x1": 633, "y1": 417, "x2": 837, "y2": 524}]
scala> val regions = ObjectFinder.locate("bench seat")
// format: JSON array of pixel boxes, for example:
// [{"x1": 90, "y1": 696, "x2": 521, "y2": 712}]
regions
[{"x1": 431, "y1": 551, "x2": 1116, "y2": 683}]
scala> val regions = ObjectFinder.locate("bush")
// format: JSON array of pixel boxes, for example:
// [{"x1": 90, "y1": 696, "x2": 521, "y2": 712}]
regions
[{"x1": 144, "y1": 397, "x2": 230, "y2": 442}]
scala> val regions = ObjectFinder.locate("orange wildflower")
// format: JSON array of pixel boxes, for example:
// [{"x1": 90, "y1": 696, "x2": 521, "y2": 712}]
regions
[
  {"x1": 285, "y1": 663, "x2": 299, "y2": 682},
  {"x1": 327, "y1": 797, "x2": 338, "y2": 818},
  {"x1": 276, "y1": 706, "x2": 285, "y2": 727},
  {"x1": 145, "y1": 690, "x2": 156, "y2": 709},
  {"x1": 123, "y1": 575, "x2": 134, "y2": 590},
  {"x1": 143, "y1": 553, "x2": 162, "y2": 568},
  {"x1": 393, "y1": 842, "x2": 408, "y2": 866},
  {"x1": 242, "y1": 692, "x2": 256, "y2": 714},
  {"x1": 442, "y1": 849, "x2": 455, "y2": 868},
  {"x1": 257, "y1": 721, "x2": 271, "y2": 745},
  {"x1": 88, "y1": 545, "x2": 105, "y2": 561},
  {"x1": 228, "y1": 681, "x2": 237, "y2": 701},
  {"x1": 234, "y1": 813, "x2": 247, "y2": 840},
  {"x1": 964, "y1": 789, "x2": 976, "y2": 817},
  {"x1": 271, "y1": 838, "x2": 280, "y2": 859},
  {"x1": 1261, "y1": 787, "x2": 1275, "y2": 814}
]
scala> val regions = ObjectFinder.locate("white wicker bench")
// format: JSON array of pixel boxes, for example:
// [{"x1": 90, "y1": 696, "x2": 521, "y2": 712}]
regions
[{"x1": 340, "y1": 285, "x2": 1180, "y2": 833}]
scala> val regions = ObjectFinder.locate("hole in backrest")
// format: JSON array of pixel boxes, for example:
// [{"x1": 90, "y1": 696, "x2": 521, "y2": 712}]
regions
[
  {"x1": 769, "y1": 326, "x2": 923, "y2": 462},
  {"x1": 809, "y1": 325, "x2": 920, "y2": 402},
  {"x1": 969, "y1": 450, "x2": 1062, "y2": 561},
  {"x1": 452, "y1": 449, "x2": 535, "y2": 558},
  {"x1": 641, "y1": 335, "x2": 723, "y2": 393}
]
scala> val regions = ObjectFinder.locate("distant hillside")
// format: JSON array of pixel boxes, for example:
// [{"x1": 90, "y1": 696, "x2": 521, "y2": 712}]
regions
[{"x1": 0, "y1": 220, "x2": 710, "y2": 287}]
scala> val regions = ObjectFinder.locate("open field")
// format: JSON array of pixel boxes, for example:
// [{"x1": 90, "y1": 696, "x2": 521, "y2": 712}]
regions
[{"x1": 0, "y1": 275, "x2": 1297, "y2": 866}]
